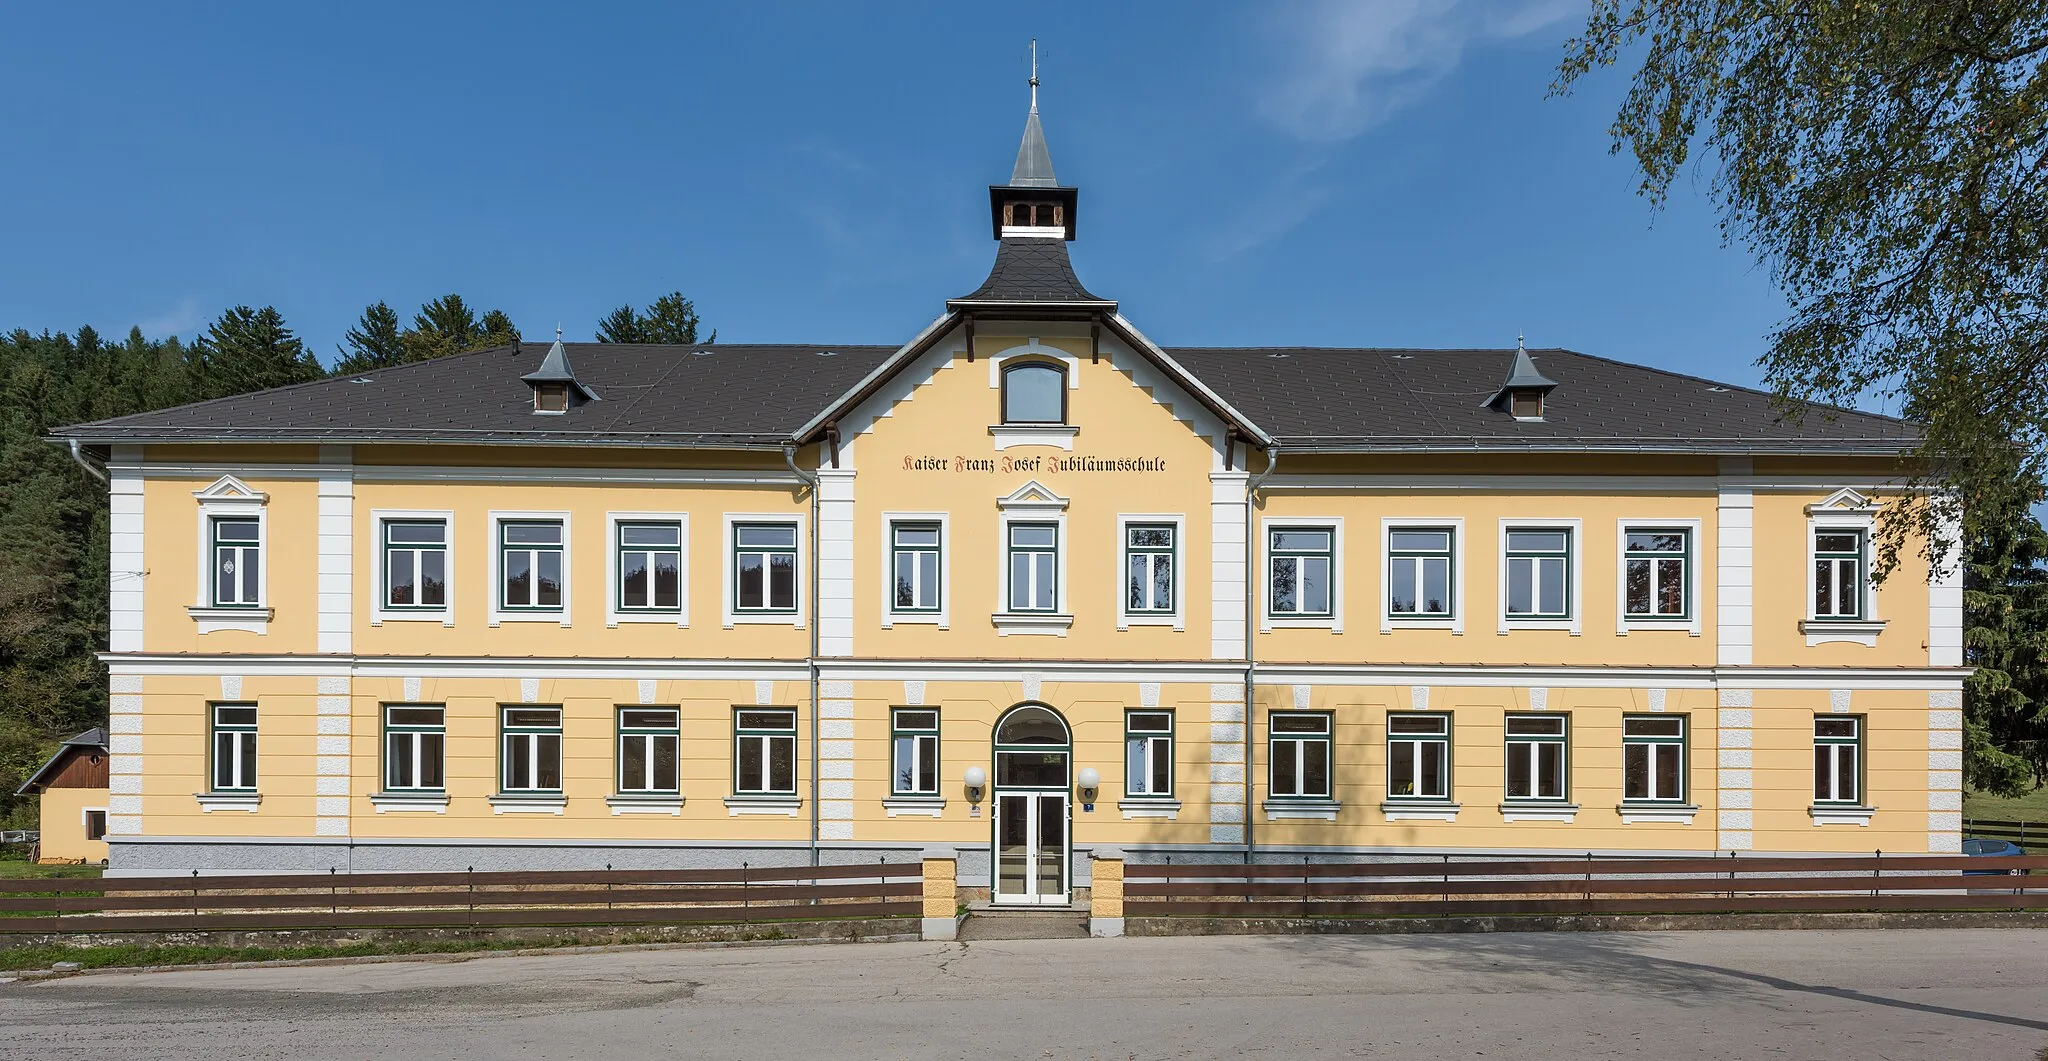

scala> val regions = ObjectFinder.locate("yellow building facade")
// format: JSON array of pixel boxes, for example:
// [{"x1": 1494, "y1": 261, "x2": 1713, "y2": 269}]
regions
[{"x1": 56, "y1": 93, "x2": 1964, "y2": 897}]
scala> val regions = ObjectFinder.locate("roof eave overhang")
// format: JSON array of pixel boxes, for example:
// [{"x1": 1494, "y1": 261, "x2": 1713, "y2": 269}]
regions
[
  {"x1": 941, "y1": 299, "x2": 1117, "y2": 315},
  {"x1": 793, "y1": 310, "x2": 964, "y2": 445},
  {"x1": 44, "y1": 432, "x2": 796, "y2": 452},
  {"x1": 1101, "y1": 314, "x2": 1274, "y2": 448},
  {"x1": 1272, "y1": 439, "x2": 1917, "y2": 456}
]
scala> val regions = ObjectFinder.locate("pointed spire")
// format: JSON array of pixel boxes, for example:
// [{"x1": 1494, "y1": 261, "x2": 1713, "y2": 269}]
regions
[
  {"x1": 522, "y1": 329, "x2": 599, "y2": 408},
  {"x1": 1009, "y1": 39, "x2": 1057, "y2": 188},
  {"x1": 1481, "y1": 334, "x2": 1557, "y2": 413}
]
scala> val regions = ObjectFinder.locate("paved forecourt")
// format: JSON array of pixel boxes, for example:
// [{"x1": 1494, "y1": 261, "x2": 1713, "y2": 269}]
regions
[{"x1": 2, "y1": 930, "x2": 2044, "y2": 1060}]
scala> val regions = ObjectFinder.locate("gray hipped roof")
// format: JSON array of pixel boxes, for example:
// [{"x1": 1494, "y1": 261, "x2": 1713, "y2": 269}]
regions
[{"x1": 51, "y1": 342, "x2": 1918, "y2": 455}]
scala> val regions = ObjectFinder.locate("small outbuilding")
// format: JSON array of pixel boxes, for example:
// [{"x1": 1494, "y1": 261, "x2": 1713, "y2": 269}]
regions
[{"x1": 16, "y1": 728, "x2": 109, "y2": 864}]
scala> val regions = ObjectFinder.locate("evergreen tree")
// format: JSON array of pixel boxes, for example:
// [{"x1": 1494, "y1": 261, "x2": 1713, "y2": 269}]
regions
[
  {"x1": 187, "y1": 306, "x2": 321, "y2": 401},
  {"x1": 596, "y1": 292, "x2": 714, "y2": 344},
  {"x1": 401, "y1": 295, "x2": 517, "y2": 362},
  {"x1": 1963, "y1": 493, "x2": 2048, "y2": 795},
  {"x1": 334, "y1": 301, "x2": 404, "y2": 374},
  {"x1": 477, "y1": 309, "x2": 519, "y2": 348}
]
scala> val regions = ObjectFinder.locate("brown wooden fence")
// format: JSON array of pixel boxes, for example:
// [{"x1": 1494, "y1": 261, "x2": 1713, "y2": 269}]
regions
[
  {"x1": 1124, "y1": 853, "x2": 2048, "y2": 919},
  {"x1": 1964, "y1": 818, "x2": 2039, "y2": 850},
  {"x1": 0, "y1": 862, "x2": 922, "y2": 934}
]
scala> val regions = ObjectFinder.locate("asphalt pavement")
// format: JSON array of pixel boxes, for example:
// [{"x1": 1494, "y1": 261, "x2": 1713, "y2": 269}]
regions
[{"x1": 1, "y1": 928, "x2": 2043, "y2": 1060}]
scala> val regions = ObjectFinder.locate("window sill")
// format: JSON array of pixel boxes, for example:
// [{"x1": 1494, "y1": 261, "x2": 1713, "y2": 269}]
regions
[
  {"x1": 1809, "y1": 804, "x2": 1877, "y2": 826},
  {"x1": 370, "y1": 792, "x2": 449, "y2": 813},
  {"x1": 882, "y1": 612, "x2": 949, "y2": 630},
  {"x1": 1800, "y1": 619, "x2": 1885, "y2": 647},
  {"x1": 987, "y1": 424, "x2": 1079, "y2": 451},
  {"x1": 1500, "y1": 618, "x2": 1578, "y2": 635},
  {"x1": 489, "y1": 611, "x2": 571, "y2": 628},
  {"x1": 1118, "y1": 614, "x2": 1183, "y2": 631},
  {"x1": 883, "y1": 796, "x2": 947, "y2": 817},
  {"x1": 1619, "y1": 618, "x2": 1698, "y2": 636},
  {"x1": 188, "y1": 606, "x2": 272, "y2": 634},
  {"x1": 724, "y1": 795, "x2": 802, "y2": 817},
  {"x1": 371, "y1": 609, "x2": 453, "y2": 627},
  {"x1": 1118, "y1": 798, "x2": 1181, "y2": 820},
  {"x1": 195, "y1": 792, "x2": 261, "y2": 813},
  {"x1": 1382, "y1": 616, "x2": 1458, "y2": 632},
  {"x1": 991, "y1": 612, "x2": 1074, "y2": 636},
  {"x1": 722, "y1": 612, "x2": 803, "y2": 629},
  {"x1": 1263, "y1": 798, "x2": 1340, "y2": 821},
  {"x1": 608, "y1": 794, "x2": 684, "y2": 815},
  {"x1": 1381, "y1": 799, "x2": 1461, "y2": 822},
  {"x1": 606, "y1": 612, "x2": 687, "y2": 629},
  {"x1": 489, "y1": 793, "x2": 567, "y2": 815},
  {"x1": 1262, "y1": 617, "x2": 1340, "y2": 632},
  {"x1": 1499, "y1": 801, "x2": 1579, "y2": 823},
  {"x1": 1619, "y1": 803, "x2": 1699, "y2": 825}
]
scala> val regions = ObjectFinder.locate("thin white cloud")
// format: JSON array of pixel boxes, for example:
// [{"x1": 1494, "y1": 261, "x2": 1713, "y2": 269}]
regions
[
  {"x1": 138, "y1": 298, "x2": 201, "y2": 338},
  {"x1": 1257, "y1": 0, "x2": 1579, "y2": 141}
]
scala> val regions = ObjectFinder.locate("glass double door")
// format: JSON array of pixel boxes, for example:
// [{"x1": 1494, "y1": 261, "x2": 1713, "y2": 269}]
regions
[{"x1": 992, "y1": 790, "x2": 1069, "y2": 905}]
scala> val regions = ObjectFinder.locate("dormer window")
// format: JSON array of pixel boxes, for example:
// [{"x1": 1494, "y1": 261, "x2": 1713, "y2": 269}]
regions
[
  {"x1": 1482, "y1": 340, "x2": 1558, "y2": 422},
  {"x1": 1002, "y1": 361, "x2": 1066, "y2": 423},
  {"x1": 533, "y1": 382, "x2": 570, "y2": 414},
  {"x1": 1509, "y1": 390, "x2": 1543, "y2": 420},
  {"x1": 521, "y1": 331, "x2": 599, "y2": 414}
]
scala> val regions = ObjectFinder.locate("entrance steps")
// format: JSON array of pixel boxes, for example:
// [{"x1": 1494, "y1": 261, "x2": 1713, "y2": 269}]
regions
[{"x1": 957, "y1": 905, "x2": 1090, "y2": 941}]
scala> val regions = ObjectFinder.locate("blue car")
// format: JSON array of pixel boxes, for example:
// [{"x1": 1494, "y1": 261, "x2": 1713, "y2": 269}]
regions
[{"x1": 1963, "y1": 837, "x2": 2028, "y2": 874}]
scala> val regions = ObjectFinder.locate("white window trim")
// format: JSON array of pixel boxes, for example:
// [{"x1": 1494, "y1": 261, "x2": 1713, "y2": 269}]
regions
[
  {"x1": 881, "y1": 511, "x2": 950, "y2": 629},
  {"x1": 1614, "y1": 517, "x2": 1704, "y2": 637},
  {"x1": 190, "y1": 476, "x2": 271, "y2": 633},
  {"x1": 994, "y1": 482, "x2": 1072, "y2": 635},
  {"x1": 605, "y1": 512, "x2": 689, "y2": 628},
  {"x1": 1497, "y1": 518, "x2": 1583, "y2": 635},
  {"x1": 721, "y1": 513, "x2": 807, "y2": 629},
  {"x1": 1116, "y1": 513, "x2": 1186, "y2": 631},
  {"x1": 1380, "y1": 517, "x2": 1463, "y2": 633},
  {"x1": 985, "y1": 340, "x2": 1082, "y2": 392},
  {"x1": 1803, "y1": 509, "x2": 1885, "y2": 646},
  {"x1": 1260, "y1": 516, "x2": 1345, "y2": 632},
  {"x1": 488, "y1": 511, "x2": 572, "y2": 627},
  {"x1": 370, "y1": 508, "x2": 455, "y2": 626}
]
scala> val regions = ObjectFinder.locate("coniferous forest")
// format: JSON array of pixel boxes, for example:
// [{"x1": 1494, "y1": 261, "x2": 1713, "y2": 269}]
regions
[{"x1": 0, "y1": 293, "x2": 709, "y2": 826}]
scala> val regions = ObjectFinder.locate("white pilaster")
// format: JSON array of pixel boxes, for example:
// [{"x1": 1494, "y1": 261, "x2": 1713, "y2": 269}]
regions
[
  {"x1": 819, "y1": 679, "x2": 856, "y2": 840},
  {"x1": 1927, "y1": 689, "x2": 1963, "y2": 852},
  {"x1": 1928, "y1": 500, "x2": 1964, "y2": 667},
  {"x1": 317, "y1": 446, "x2": 354, "y2": 654},
  {"x1": 1716, "y1": 688, "x2": 1753, "y2": 850},
  {"x1": 108, "y1": 451, "x2": 146, "y2": 653},
  {"x1": 315, "y1": 675, "x2": 352, "y2": 837},
  {"x1": 817, "y1": 469, "x2": 856, "y2": 657},
  {"x1": 1210, "y1": 472, "x2": 1249, "y2": 660},
  {"x1": 107, "y1": 674, "x2": 146, "y2": 835},
  {"x1": 1715, "y1": 460, "x2": 1754, "y2": 666},
  {"x1": 1208, "y1": 682, "x2": 1246, "y2": 844}
]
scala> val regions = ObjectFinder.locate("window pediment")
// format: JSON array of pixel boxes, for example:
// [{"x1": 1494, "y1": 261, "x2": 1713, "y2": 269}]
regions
[
  {"x1": 192, "y1": 475, "x2": 267, "y2": 505},
  {"x1": 998, "y1": 480, "x2": 1068, "y2": 511},
  {"x1": 1806, "y1": 488, "x2": 1878, "y2": 515}
]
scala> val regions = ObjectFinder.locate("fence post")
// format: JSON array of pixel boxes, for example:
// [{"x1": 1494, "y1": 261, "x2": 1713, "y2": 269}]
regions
[
  {"x1": 330, "y1": 866, "x2": 338, "y2": 916},
  {"x1": 1872, "y1": 849, "x2": 1881, "y2": 898},
  {"x1": 1584, "y1": 852, "x2": 1593, "y2": 903},
  {"x1": 466, "y1": 866, "x2": 475, "y2": 929},
  {"x1": 921, "y1": 851, "x2": 959, "y2": 940},
  {"x1": 606, "y1": 863, "x2": 614, "y2": 912},
  {"x1": 1441, "y1": 854, "x2": 1450, "y2": 905},
  {"x1": 1090, "y1": 849, "x2": 1125, "y2": 937},
  {"x1": 1727, "y1": 850, "x2": 1736, "y2": 901},
  {"x1": 191, "y1": 869, "x2": 200, "y2": 916},
  {"x1": 741, "y1": 861, "x2": 750, "y2": 925}
]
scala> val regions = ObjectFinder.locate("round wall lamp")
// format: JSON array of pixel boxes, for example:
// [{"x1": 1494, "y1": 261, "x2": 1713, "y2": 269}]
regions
[{"x1": 1077, "y1": 766, "x2": 1100, "y2": 812}]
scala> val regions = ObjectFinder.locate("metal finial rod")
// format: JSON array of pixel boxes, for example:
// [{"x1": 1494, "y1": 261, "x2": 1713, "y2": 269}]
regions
[
  {"x1": 556, "y1": 324, "x2": 564, "y2": 341},
  {"x1": 1029, "y1": 39, "x2": 1039, "y2": 112}
]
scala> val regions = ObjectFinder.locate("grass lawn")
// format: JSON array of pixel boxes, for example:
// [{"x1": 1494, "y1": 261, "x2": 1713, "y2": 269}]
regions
[
  {"x1": 0, "y1": 860, "x2": 103, "y2": 880},
  {"x1": 1962, "y1": 786, "x2": 2048, "y2": 824}
]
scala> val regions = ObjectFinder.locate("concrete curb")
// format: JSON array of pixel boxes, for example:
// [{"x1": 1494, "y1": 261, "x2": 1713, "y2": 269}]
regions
[{"x1": 1, "y1": 930, "x2": 924, "y2": 982}]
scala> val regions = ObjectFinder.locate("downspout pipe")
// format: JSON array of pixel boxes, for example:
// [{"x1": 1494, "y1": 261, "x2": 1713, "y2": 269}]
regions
[
  {"x1": 1242, "y1": 444, "x2": 1280, "y2": 866},
  {"x1": 67, "y1": 439, "x2": 107, "y2": 484},
  {"x1": 784, "y1": 443, "x2": 823, "y2": 868}
]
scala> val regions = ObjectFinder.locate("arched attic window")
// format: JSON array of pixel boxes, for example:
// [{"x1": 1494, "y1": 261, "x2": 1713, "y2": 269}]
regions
[{"x1": 1001, "y1": 361, "x2": 1066, "y2": 424}]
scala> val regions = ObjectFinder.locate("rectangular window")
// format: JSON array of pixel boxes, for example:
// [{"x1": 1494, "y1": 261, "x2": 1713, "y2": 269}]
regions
[
  {"x1": 734, "y1": 708, "x2": 797, "y2": 795},
  {"x1": 1269, "y1": 712, "x2": 1332, "y2": 799},
  {"x1": 1505, "y1": 528, "x2": 1572, "y2": 618},
  {"x1": 1125, "y1": 711, "x2": 1174, "y2": 798},
  {"x1": 618, "y1": 708, "x2": 680, "y2": 795},
  {"x1": 1624, "y1": 529, "x2": 1690, "y2": 618},
  {"x1": 384, "y1": 705, "x2": 446, "y2": 792},
  {"x1": 1814, "y1": 716, "x2": 1862, "y2": 804},
  {"x1": 617, "y1": 522, "x2": 681, "y2": 612},
  {"x1": 734, "y1": 523, "x2": 798, "y2": 612},
  {"x1": 1622, "y1": 716, "x2": 1687, "y2": 803},
  {"x1": 211, "y1": 516, "x2": 261, "y2": 607},
  {"x1": 500, "y1": 706, "x2": 563, "y2": 793},
  {"x1": 1503, "y1": 714, "x2": 1568, "y2": 801},
  {"x1": 1387, "y1": 713, "x2": 1451, "y2": 800},
  {"x1": 1813, "y1": 529, "x2": 1866, "y2": 619},
  {"x1": 1387, "y1": 527, "x2": 1453, "y2": 617},
  {"x1": 383, "y1": 520, "x2": 447, "y2": 609},
  {"x1": 891, "y1": 522, "x2": 942, "y2": 612},
  {"x1": 210, "y1": 704, "x2": 258, "y2": 792},
  {"x1": 500, "y1": 520, "x2": 564, "y2": 610},
  {"x1": 84, "y1": 810, "x2": 107, "y2": 842},
  {"x1": 1269, "y1": 527, "x2": 1334, "y2": 618},
  {"x1": 1007, "y1": 522, "x2": 1059, "y2": 612},
  {"x1": 1125, "y1": 524, "x2": 1175, "y2": 614},
  {"x1": 891, "y1": 708, "x2": 940, "y2": 796}
]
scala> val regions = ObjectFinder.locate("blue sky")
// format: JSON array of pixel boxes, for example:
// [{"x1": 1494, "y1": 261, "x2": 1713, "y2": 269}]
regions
[{"x1": 2, "y1": 1, "x2": 1811, "y2": 401}]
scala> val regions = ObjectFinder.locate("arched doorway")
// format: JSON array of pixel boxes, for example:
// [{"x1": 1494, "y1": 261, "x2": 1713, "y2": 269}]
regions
[{"x1": 991, "y1": 703, "x2": 1071, "y2": 906}]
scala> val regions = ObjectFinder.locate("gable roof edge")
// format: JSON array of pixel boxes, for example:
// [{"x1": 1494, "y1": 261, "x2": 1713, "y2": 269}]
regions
[
  {"x1": 1102, "y1": 314, "x2": 1274, "y2": 448},
  {"x1": 794, "y1": 311, "x2": 963, "y2": 445}
]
